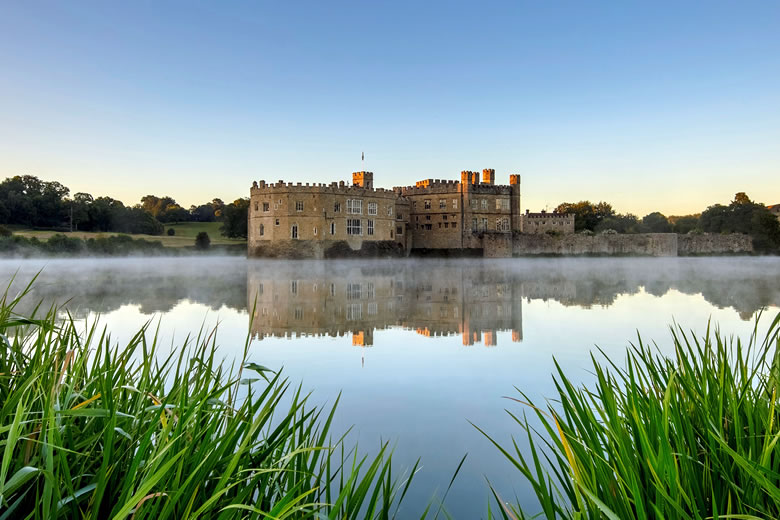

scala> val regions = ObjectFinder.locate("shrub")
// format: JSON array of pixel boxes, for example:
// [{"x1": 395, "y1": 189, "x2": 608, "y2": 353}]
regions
[
  {"x1": 195, "y1": 231, "x2": 210, "y2": 250},
  {"x1": 0, "y1": 225, "x2": 12, "y2": 237},
  {"x1": 167, "y1": 227, "x2": 175, "y2": 236}
]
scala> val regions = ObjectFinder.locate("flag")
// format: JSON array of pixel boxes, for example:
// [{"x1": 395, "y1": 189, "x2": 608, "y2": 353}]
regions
[{"x1": 361, "y1": 151, "x2": 364, "y2": 161}]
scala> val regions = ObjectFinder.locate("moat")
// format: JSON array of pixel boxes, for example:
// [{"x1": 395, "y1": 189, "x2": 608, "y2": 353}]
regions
[{"x1": 3, "y1": 256, "x2": 779, "y2": 517}]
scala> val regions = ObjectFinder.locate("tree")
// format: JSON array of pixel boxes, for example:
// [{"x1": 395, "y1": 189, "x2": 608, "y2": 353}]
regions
[
  {"x1": 595, "y1": 213, "x2": 641, "y2": 234},
  {"x1": 641, "y1": 212, "x2": 672, "y2": 233},
  {"x1": 669, "y1": 215, "x2": 700, "y2": 234},
  {"x1": 195, "y1": 231, "x2": 211, "y2": 250},
  {"x1": 699, "y1": 193, "x2": 780, "y2": 252},
  {"x1": 556, "y1": 201, "x2": 615, "y2": 232},
  {"x1": 220, "y1": 198, "x2": 249, "y2": 239}
]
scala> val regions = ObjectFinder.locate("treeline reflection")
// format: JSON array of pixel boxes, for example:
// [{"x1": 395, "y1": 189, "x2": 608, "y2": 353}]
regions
[{"x1": 2, "y1": 258, "x2": 777, "y2": 339}]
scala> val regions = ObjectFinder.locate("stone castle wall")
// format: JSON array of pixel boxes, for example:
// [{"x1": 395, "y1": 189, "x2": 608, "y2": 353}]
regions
[
  {"x1": 478, "y1": 232, "x2": 753, "y2": 257},
  {"x1": 678, "y1": 233, "x2": 753, "y2": 255},
  {"x1": 509, "y1": 232, "x2": 679, "y2": 257}
]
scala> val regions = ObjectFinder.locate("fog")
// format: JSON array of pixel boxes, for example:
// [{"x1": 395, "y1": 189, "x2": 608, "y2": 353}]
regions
[{"x1": 1, "y1": 256, "x2": 778, "y2": 321}]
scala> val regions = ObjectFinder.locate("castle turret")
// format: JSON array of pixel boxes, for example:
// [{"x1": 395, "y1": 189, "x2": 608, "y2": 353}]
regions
[
  {"x1": 353, "y1": 171, "x2": 373, "y2": 190},
  {"x1": 510, "y1": 174, "x2": 522, "y2": 232},
  {"x1": 482, "y1": 168, "x2": 495, "y2": 185}
]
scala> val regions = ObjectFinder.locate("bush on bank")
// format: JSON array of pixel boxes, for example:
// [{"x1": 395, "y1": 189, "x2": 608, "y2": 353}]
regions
[{"x1": 0, "y1": 234, "x2": 244, "y2": 257}]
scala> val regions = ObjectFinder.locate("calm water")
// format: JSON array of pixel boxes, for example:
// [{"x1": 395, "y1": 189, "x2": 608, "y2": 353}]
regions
[{"x1": 3, "y1": 256, "x2": 780, "y2": 517}]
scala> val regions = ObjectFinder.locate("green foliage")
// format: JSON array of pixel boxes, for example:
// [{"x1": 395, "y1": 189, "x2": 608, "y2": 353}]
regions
[
  {"x1": 0, "y1": 284, "x2": 418, "y2": 519},
  {"x1": 195, "y1": 231, "x2": 211, "y2": 250},
  {"x1": 555, "y1": 201, "x2": 615, "y2": 232},
  {"x1": 481, "y1": 312, "x2": 780, "y2": 519},
  {"x1": 669, "y1": 214, "x2": 700, "y2": 234},
  {"x1": 0, "y1": 234, "x2": 166, "y2": 257},
  {"x1": 167, "y1": 227, "x2": 176, "y2": 236},
  {"x1": 700, "y1": 193, "x2": 780, "y2": 252},
  {"x1": 641, "y1": 211, "x2": 672, "y2": 233},
  {"x1": 594, "y1": 213, "x2": 641, "y2": 234},
  {"x1": 0, "y1": 225, "x2": 12, "y2": 237},
  {"x1": 220, "y1": 198, "x2": 249, "y2": 239}
]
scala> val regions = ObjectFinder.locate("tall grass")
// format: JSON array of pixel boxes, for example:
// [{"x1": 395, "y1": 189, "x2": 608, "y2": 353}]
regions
[
  {"x1": 0, "y1": 281, "x2": 420, "y2": 519},
  {"x1": 481, "y1": 313, "x2": 780, "y2": 519}
]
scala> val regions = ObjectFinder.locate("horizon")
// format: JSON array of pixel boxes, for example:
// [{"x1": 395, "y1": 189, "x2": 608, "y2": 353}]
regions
[{"x1": 1, "y1": 1, "x2": 778, "y2": 215}]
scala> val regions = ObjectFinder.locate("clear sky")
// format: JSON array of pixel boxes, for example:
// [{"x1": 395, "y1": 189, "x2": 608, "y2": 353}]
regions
[{"x1": 1, "y1": 1, "x2": 778, "y2": 215}]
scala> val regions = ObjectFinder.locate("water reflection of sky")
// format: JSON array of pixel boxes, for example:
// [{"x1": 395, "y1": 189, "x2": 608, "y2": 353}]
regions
[{"x1": 1, "y1": 257, "x2": 779, "y2": 517}]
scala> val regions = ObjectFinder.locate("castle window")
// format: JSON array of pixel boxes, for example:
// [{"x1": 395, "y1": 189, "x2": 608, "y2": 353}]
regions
[
  {"x1": 481, "y1": 217, "x2": 488, "y2": 231},
  {"x1": 470, "y1": 200, "x2": 478, "y2": 210},
  {"x1": 396, "y1": 226, "x2": 403, "y2": 235},
  {"x1": 347, "y1": 199, "x2": 362, "y2": 214},
  {"x1": 413, "y1": 201, "x2": 417, "y2": 210},
  {"x1": 497, "y1": 218, "x2": 510, "y2": 232},
  {"x1": 443, "y1": 214, "x2": 448, "y2": 220},
  {"x1": 334, "y1": 202, "x2": 341, "y2": 212},
  {"x1": 291, "y1": 224, "x2": 298, "y2": 239},
  {"x1": 438, "y1": 223, "x2": 442, "y2": 228},
  {"x1": 294, "y1": 307, "x2": 303, "y2": 320},
  {"x1": 397, "y1": 213, "x2": 403, "y2": 220},
  {"x1": 367, "y1": 302, "x2": 377, "y2": 316},
  {"x1": 330, "y1": 222, "x2": 335, "y2": 235},
  {"x1": 263, "y1": 202, "x2": 270, "y2": 212},
  {"x1": 346, "y1": 303, "x2": 362, "y2": 321},
  {"x1": 481, "y1": 199, "x2": 488, "y2": 210},
  {"x1": 367, "y1": 219, "x2": 374, "y2": 235},
  {"x1": 472, "y1": 217, "x2": 477, "y2": 231},
  {"x1": 424, "y1": 200, "x2": 431, "y2": 210},
  {"x1": 296, "y1": 201, "x2": 304, "y2": 212},
  {"x1": 347, "y1": 218, "x2": 362, "y2": 235},
  {"x1": 387, "y1": 206, "x2": 393, "y2": 217},
  {"x1": 275, "y1": 218, "x2": 280, "y2": 226},
  {"x1": 502, "y1": 199, "x2": 510, "y2": 210},
  {"x1": 452, "y1": 199, "x2": 458, "y2": 209},
  {"x1": 444, "y1": 222, "x2": 449, "y2": 228},
  {"x1": 425, "y1": 215, "x2": 431, "y2": 221},
  {"x1": 313, "y1": 226, "x2": 318, "y2": 235},
  {"x1": 290, "y1": 280, "x2": 298, "y2": 294},
  {"x1": 347, "y1": 283, "x2": 362, "y2": 300},
  {"x1": 439, "y1": 200, "x2": 446, "y2": 209},
  {"x1": 254, "y1": 202, "x2": 258, "y2": 212},
  {"x1": 425, "y1": 224, "x2": 432, "y2": 230},
  {"x1": 367, "y1": 202, "x2": 377, "y2": 215},
  {"x1": 259, "y1": 224, "x2": 264, "y2": 236}
]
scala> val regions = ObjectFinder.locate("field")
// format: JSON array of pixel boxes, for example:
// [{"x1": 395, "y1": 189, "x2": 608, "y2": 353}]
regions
[{"x1": 10, "y1": 222, "x2": 246, "y2": 248}]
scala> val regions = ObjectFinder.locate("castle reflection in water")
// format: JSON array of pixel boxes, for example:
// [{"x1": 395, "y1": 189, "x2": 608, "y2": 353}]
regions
[
  {"x1": 247, "y1": 263, "x2": 597, "y2": 347},
  {"x1": 246, "y1": 258, "x2": 780, "y2": 347}
]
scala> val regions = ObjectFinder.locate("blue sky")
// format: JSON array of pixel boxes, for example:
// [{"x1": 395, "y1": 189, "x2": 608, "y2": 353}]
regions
[{"x1": 1, "y1": 1, "x2": 778, "y2": 215}]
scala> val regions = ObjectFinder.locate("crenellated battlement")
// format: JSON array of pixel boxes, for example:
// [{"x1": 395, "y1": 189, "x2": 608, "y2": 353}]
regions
[{"x1": 250, "y1": 179, "x2": 401, "y2": 198}]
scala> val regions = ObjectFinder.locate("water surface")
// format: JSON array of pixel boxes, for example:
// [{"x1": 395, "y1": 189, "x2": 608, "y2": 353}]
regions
[{"x1": 3, "y1": 256, "x2": 779, "y2": 517}]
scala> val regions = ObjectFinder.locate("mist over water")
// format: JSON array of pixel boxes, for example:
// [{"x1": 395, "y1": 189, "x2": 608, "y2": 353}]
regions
[{"x1": 1, "y1": 256, "x2": 779, "y2": 516}]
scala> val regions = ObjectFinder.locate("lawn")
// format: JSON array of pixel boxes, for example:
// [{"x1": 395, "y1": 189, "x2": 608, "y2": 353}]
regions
[{"x1": 11, "y1": 222, "x2": 246, "y2": 248}]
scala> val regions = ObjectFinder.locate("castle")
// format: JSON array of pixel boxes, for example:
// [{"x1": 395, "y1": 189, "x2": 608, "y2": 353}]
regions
[{"x1": 248, "y1": 169, "x2": 574, "y2": 258}]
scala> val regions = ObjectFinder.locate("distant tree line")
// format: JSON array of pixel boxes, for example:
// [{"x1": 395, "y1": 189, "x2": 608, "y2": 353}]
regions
[
  {"x1": 556, "y1": 192, "x2": 780, "y2": 252},
  {"x1": 0, "y1": 175, "x2": 249, "y2": 238}
]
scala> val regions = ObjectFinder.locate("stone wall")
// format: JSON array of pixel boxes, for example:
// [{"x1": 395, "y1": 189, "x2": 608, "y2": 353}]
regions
[
  {"x1": 678, "y1": 233, "x2": 753, "y2": 255},
  {"x1": 509, "y1": 233, "x2": 679, "y2": 257}
]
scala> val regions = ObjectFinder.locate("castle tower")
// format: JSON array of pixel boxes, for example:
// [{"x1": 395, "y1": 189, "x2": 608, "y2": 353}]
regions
[
  {"x1": 482, "y1": 168, "x2": 495, "y2": 185},
  {"x1": 353, "y1": 171, "x2": 373, "y2": 190},
  {"x1": 509, "y1": 174, "x2": 522, "y2": 232}
]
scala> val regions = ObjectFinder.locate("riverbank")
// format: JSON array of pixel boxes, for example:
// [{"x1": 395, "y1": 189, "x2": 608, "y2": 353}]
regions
[{"x1": 0, "y1": 233, "x2": 245, "y2": 257}]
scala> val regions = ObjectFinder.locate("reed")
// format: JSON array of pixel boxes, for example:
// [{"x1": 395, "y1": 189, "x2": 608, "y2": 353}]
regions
[
  {"x1": 0, "y1": 281, "x2": 419, "y2": 519},
  {"x1": 480, "y1": 312, "x2": 780, "y2": 519}
]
